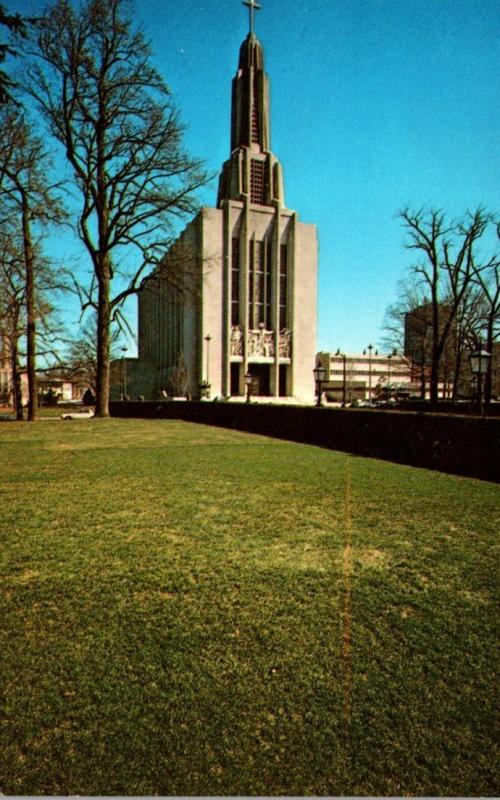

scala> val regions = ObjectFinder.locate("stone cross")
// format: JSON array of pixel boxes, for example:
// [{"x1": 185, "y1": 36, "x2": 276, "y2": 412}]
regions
[{"x1": 243, "y1": 0, "x2": 262, "y2": 34}]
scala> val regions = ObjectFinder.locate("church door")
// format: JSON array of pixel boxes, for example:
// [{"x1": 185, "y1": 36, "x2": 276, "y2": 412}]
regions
[{"x1": 250, "y1": 364, "x2": 270, "y2": 396}]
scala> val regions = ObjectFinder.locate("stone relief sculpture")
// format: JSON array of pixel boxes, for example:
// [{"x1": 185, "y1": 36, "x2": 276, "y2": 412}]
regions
[
  {"x1": 247, "y1": 330, "x2": 260, "y2": 356},
  {"x1": 263, "y1": 332, "x2": 274, "y2": 357},
  {"x1": 230, "y1": 324, "x2": 243, "y2": 356},
  {"x1": 232, "y1": 324, "x2": 291, "y2": 359},
  {"x1": 279, "y1": 329, "x2": 292, "y2": 358},
  {"x1": 248, "y1": 323, "x2": 275, "y2": 357}
]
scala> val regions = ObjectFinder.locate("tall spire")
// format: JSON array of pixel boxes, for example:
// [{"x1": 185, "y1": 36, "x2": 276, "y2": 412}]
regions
[
  {"x1": 217, "y1": 0, "x2": 284, "y2": 207},
  {"x1": 243, "y1": 0, "x2": 261, "y2": 35}
]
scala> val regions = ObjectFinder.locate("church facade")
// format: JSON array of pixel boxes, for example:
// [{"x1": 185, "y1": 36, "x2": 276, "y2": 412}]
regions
[{"x1": 137, "y1": 12, "x2": 318, "y2": 402}]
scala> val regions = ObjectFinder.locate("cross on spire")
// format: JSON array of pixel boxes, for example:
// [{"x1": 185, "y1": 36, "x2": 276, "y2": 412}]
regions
[{"x1": 243, "y1": 0, "x2": 261, "y2": 35}]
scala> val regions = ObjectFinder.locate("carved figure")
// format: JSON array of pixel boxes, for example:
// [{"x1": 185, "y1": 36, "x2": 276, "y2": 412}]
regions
[
  {"x1": 230, "y1": 324, "x2": 243, "y2": 356},
  {"x1": 263, "y1": 333, "x2": 274, "y2": 357},
  {"x1": 248, "y1": 331, "x2": 259, "y2": 355},
  {"x1": 247, "y1": 326, "x2": 275, "y2": 357},
  {"x1": 279, "y1": 328, "x2": 292, "y2": 358}
]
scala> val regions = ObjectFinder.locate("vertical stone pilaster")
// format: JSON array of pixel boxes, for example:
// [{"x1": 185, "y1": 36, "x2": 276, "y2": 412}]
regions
[
  {"x1": 222, "y1": 201, "x2": 232, "y2": 397},
  {"x1": 271, "y1": 202, "x2": 281, "y2": 397},
  {"x1": 241, "y1": 198, "x2": 250, "y2": 396},
  {"x1": 288, "y1": 212, "x2": 298, "y2": 397}
]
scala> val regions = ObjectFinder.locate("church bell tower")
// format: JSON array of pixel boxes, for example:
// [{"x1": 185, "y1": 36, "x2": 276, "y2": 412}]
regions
[
  {"x1": 138, "y1": 0, "x2": 318, "y2": 403},
  {"x1": 217, "y1": 3, "x2": 284, "y2": 208}
]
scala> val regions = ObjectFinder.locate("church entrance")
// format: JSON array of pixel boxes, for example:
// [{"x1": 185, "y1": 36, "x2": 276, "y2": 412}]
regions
[
  {"x1": 230, "y1": 363, "x2": 240, "y2": 397},
  {"x1": 279, "y1": 364, "x2": 289, "y2": 396},
  {"x1": 249, "y1": 364, "x2": 271, "y2": 396}
]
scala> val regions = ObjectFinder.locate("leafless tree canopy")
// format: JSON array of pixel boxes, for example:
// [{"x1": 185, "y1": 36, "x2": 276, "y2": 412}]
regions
[
  {"x1": 0, "y1": 108, "x2": 66, "y2": 419},
  {"x1": 0, "y1": 4, "x2": 26, "y2": 104},
  {"x1": 383, "y1": 208, "x2": 499, "y2": 403},
  {"x1": 65, "y1": 312, "x2": 123, "y2": 394},
  {"x1": 23, "y1": 0, "x2": 208, "y2": 416}
]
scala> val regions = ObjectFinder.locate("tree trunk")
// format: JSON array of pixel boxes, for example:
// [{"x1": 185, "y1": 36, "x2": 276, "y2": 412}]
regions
[
  {"x1": 10, "y1": 336, "x2": 23, "y2": 420},
  {"x1": 21, "y1": 193, "x2": 37, "y2": 421},
  {"x1": 484, "y1": 317, "x2": 495, "y2": 408},
  {"x1": 429, "y1": 296, "x2": 440, "y2": 405},
  {"x1": 430, "y1": 349, "x2": 440, "y2": 404},
  {"x1": 452, "y1": 351, "x2": 462, "y2": 401},
  {"x1": 419, "y1": 366, "x2": 426, "y2": 399},
  {"x1": 95, "y1": 268, "x2": 111, "y2": 417}
]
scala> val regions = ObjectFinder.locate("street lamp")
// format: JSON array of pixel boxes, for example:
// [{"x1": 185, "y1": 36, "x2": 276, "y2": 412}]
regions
[
  {"x1": 121, "y1": 346, "x2": 127, "y2": 400},
  {"x1": 204, "y1": 334, "x2": 211, "y2": 398},
  {"x1": 470, "y1": 346, "x2": 491, "y2": 414},
  {"x1": 313, "y1": 363, "x2": 326, "y2": 407},
  {"x1": 363, "y1": 344, "x2": 374, "y2": 401},
  {"x1": 336, "y1": 348, "x2": 347, "y2": 407},
  {"x1": 387, "y1": 352, "x2": 394, "y2": 400},
  {"x1": 244, "y1": 371, "x2": 253, "y2": 404}
]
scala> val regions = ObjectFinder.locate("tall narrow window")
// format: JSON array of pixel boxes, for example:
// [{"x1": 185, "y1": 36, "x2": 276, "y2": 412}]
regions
[
  {"x1": 264, "y1": 241, "x2": 272, "y2": 329},
  {"x1": 279, "y1": 244, "x2": 288, "y2": 330},
  {"x1": 251, "y1": 75, "x2": 260, "y2": 144},
  {"x1": 250, "y1": 159, "x2": 265, "y2": 204},
  {"x1": 248, "y1": 239, "x2": 269, "y2": 329},
  {"x1": 231, "y1": 238, "x2": 240, "y2": 325},
  {"x1": 255, "y1": 240, "x2": 265, "y2": 325},
  {"x1": 248, "y1": 239, "x2": 255, "y2": 329}
]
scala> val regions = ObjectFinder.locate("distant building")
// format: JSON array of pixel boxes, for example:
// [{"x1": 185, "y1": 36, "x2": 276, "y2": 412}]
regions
[
  {"x1": 317, "y1": 350, "x2": 416, "y2": 403},
  {"x1": 0, "y1": 328, "x2": 87, "y2": 407},
  {"x1": 131, "y1": 8, "x2": 318, "y2": 403},
  {"x1": 461, "y1": 341, "x2": 500, "y2": 402},
  {"x1": 37, "y1": 373, "x2": 87, "y2": 404}
]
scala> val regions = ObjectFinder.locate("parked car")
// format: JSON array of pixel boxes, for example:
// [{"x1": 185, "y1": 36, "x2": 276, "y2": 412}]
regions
[
  {"x1": 61, "y1": 409, "x2": 94, "y2": 420},
  {"x1": 372, "y1": 398, "x2": 398, "y2": 408}
]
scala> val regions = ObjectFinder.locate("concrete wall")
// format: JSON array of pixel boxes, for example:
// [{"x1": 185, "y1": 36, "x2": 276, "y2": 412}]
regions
[
  {"x1": 110, "y1": 359, "x2": 160, "y2": 401},
  {"x1": 292, "y1": 217, "x2": 317, "y2": 403},
  {"x1": 200, "y1": 207, "x2": 224, "y2": 398},
  {"x1": 109, "y1": 402, "x2": 499, "y2": 483}
]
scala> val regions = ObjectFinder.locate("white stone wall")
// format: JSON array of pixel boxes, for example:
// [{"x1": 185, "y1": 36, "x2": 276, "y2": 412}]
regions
[
  {"x1": 199, "y1": 207, "x2": 224, "y2": 398},
  {"x1": 137, "y1": 202, "x2": 318, "y2": 403},
  {"x1": 290, "y1": 218, "x2": 318, "y2": 403}
]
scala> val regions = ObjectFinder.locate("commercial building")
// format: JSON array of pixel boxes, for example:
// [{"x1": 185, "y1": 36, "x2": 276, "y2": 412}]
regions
[{"x1": 316, "y1": 350, "x2": 416, "y2": 403}]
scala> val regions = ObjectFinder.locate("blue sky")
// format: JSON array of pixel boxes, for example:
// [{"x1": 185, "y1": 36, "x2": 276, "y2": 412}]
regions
[{"x1": 11, "y1": 0, "x2": 500, "y2": 354}]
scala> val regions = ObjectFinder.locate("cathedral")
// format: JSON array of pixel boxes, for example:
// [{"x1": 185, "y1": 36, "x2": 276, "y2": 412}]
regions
[{"x1": 136, "y1": 2, "x2": 318, "y2": 402}]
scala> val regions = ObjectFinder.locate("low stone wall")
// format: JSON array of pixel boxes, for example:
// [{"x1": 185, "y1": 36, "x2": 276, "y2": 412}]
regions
[{"x1": 109, "y1": 401, "x2": 500, "y2": 483}]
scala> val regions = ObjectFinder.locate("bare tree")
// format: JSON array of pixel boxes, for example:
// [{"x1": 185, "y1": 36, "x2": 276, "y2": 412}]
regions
[
  {"x1": 447, "y1": 285, "x2": 485, "y2": 399},
  {"x1": 0, "y1": 4, "x2": 26, "y2": 104},
  {"x1": 399, "y1": 207, "x2": 493, "y2": 404},
  {"x1": 0, "y1": 109, "x2": 65, "y2": 420},
  {"x1": 65, "y1": 312, "x2": 123, "y2": 395},
  {"x1": 381, "y1": 278, "x2": 431, "y2": 397},
  {"x1": 0, "y1": 224, "x2": 24, "y2": 417},
  {"x1": 25, "y1": 0, "x2": 207, "y2": 417},
  {"x1": 470, "y1": 223, "x2": 500, "y2": 404},
  {"x1": 167, "y1": 352, "x2": 189, "y2": 398}
]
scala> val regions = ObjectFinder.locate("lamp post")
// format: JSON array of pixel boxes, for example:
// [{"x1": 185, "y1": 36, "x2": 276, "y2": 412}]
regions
[
  {"x1": 313, "y1": 363, "x2": 326, "y2": 407},
  {"x1": 204, "y1": 334, "x2": 211, "y2": 398},
  {"x1": 470, "y1": 345, "x2": 491, "y2": 414},
  {"x1": 364, "y1": 344, "x2": 374, "y2": 402},
  {"x1": 244, "y1": 371, "x2": 253, "y2": 403},
  {"x1": 387, "y1": 352, "x2": 393, "y2": 400},
  {"x1": 121, "y1": 346, "x2": 127, "y2": 400},
  {"x1": 336, "y1": 348, "x2": 347, "y2": 407}
]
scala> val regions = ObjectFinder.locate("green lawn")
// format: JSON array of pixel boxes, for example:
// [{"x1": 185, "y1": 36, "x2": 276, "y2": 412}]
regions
[{"x1": 1, "y1": 418, "x2": 498, "y2": 796}]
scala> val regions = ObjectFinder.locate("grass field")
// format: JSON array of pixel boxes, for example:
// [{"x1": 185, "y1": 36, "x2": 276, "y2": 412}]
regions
[{"x1": 1, "y1": 418, "x2": 498, "y2": 796}]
